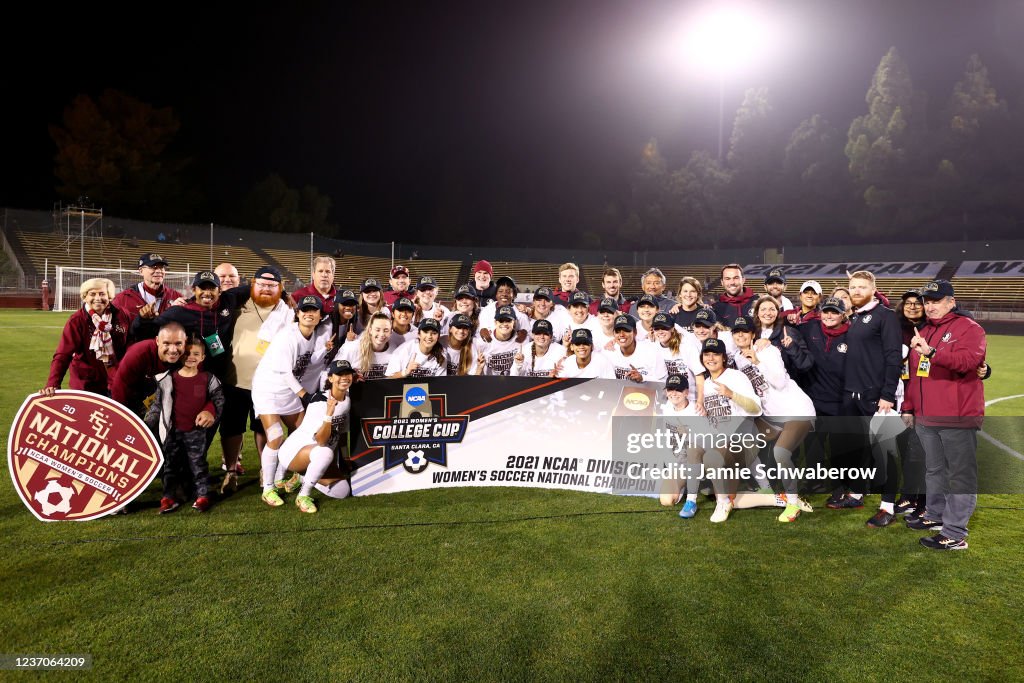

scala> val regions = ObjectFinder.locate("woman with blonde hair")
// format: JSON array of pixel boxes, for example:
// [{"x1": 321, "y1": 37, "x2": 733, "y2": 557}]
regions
[{"x1": 671, "y1": 276, "x2": 709, "y2": 332}]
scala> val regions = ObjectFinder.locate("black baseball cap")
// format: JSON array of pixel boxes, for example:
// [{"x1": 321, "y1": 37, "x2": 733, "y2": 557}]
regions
[
  {"x1": 636, "y1": 294, "x2": 658, "y2": 308},
  {"x1": 701, "y1": 338, "x2": 726, "y2": 355},
  {"x1": 532, "y1": 319, "x2": 553, "y2": 335},
  {"x1": 764, "y1": 268, "x2": 786, "y2": 285},
  {"x1": 328, "y1": 359, "x2": 355, "y2": 375},
  {"x1": 449, "y1": 313, "x2": 474, "y2": 329},
  {"x1": 922, "y1": 279, "x2": 955, "y2": 300},
  {"x1": 569, "y1": 291, "x2": 590, "y2": 306},
  {"x1": 495, "y1": 275, "x2": 518, "y2": 293},
  {"x1": 418, "y1": 318, "x2": 441, "y2": 333},
  {"x1": 533, "y1": 286, "x2": 553, "y2": 301},
  {"x1": 253, "y1": 266, "x2": 282, "y2": 283},
  {"x1": 820, "y1": 297, "x2": 846, "y2": 313},
  {"x1": 693, "y1": 308, "x2": 718, "y2": 327},
  {"x1": 192, "y1": 271, "x2": 220, "y2": 288},
  {"x1": 416, "y1": 276, "x2": 438, "y2": 290},
  {"x1": 335, "y1": 289, "x2": 358, "y2": 305},
  {"x1": 139, "y1": 253, "x2": 168, "y2": 268},
  {"x1": 495, "y1": 305, "x2": 516, "y2": 321},
  {"x1": 652, "y1": 312, "x2": 675, "y2": 330},
  {"x1": 360, "y1": 277, "x2": 382, "y2": 292},
  {"x1": 455, "y1": 284, "x2": 478, "y2": 300},
  {"x1": 298, "y1": 295, "x2": 323, "y2": 311},
  {"x1": 901, "y1": 288, "x2": 922, "y2": 300},
  {"x1": 731, "y1": 316, "x2": 754, "y2": 332},
  {"x1": 571, "y1": 328, "x2": 593, "y2": 345},
  {"x1": 665, "y1": 373, "x2": 689, "y2": 392},
  {"x1": 392, "y1": 297, "x2": 416, "y2": 311},
  {"x1": 598, "y1": 297, "x2": 618, "y2": 314},
  {"x1": 613, "y1": 314, "x2": 636, "y2": 332}
]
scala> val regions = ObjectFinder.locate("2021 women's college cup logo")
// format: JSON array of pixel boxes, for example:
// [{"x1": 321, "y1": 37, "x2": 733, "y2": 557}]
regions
[{"x1": 7, "y1": 390, "x2": 163, "y2": 521}]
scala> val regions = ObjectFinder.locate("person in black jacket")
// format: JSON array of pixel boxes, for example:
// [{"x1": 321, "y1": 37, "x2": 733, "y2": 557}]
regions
[{"x1": 829, "y1": 270, "x2": 903, "y2": 510}]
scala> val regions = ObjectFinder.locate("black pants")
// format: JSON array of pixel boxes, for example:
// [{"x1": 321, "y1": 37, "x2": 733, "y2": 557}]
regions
[
  {"x1": 162, "y1": 428, "x2": 211, "y2": 498},
  {"x1": 840, "y1": 392, "x2": 879, "y2": 495}
]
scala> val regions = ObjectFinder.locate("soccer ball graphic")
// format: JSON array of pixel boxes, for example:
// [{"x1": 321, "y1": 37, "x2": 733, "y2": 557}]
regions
[
  {"x1": 404, "y1": 450, "x2": 428, "y2": 473},
  {"x1": 34, "y1": 480, "x2": 75, "y2": 516}
]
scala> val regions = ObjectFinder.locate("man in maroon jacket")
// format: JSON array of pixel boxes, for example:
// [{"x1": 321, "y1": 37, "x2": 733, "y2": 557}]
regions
[
  {"x1": 712, "y1": 263, "x2": 756, "y2": 327},
  {"x1": 901, "y1": 279, "x2": 986, "y2": 551},
  {"x1": 292, "y1": 256, "x2": 337, "y2": 311},
  {"x1": 112, "y1": 253, "x2": 184, "y2": 329},
  {"x1": 111, "y1": 322, "x2": 187, "y2": 416}
]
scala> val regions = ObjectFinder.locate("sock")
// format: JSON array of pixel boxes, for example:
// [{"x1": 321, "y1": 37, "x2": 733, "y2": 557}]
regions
[
  {"x1": 261, "y1": 446, "x2": 279, "y2": 491},
  {"x1": 880, "y1": 501, "x2": 894, "y2": 514},
  {"x1": 314, "y1": 480, "x2": 352, "y2": 499},
  {"x1": 849, "y1": 492, "x2": 863, "y2": 500},
  {"x1": 753, "y1": 472, "x2": 771, "y2": 490},
  {"x1": 685, "y1": 493, "x2": 698, "y2": 503},
  {"x1": 773, "y1": 445, "x2": 797, "y2": 496},
  {"x1": 300, "y1": 447, "x2": 334, "y2": 497},
  {"x1": 275, "y1": 462, "x2": 288, "y2": 482}
]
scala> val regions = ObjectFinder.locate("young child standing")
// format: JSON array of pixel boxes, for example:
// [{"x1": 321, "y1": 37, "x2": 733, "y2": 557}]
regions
[{"x1": 146, "y1": 336, "x2": 225, "y2": 513}]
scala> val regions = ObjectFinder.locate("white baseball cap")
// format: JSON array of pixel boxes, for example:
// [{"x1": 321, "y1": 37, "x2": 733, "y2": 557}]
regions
[{"x1": 800, "y1": 280, "x2": 822, "y2": 295}]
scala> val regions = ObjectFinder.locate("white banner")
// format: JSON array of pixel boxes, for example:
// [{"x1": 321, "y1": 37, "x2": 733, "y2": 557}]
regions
[
  {"x1": 743, "y1": 262, "x2": 945, "y2": 278},
  {"x1": 954, "y1": 261, "x2": 1024, "y2": 277}
]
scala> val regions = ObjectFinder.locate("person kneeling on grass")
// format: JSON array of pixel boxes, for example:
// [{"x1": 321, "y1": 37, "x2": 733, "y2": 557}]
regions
[
  {"x1": 271, "y1": 359, "x2": 357, "y2": 513},
  {"x1": 146, "y1": 336, "x2": 225, "y2": 513}
]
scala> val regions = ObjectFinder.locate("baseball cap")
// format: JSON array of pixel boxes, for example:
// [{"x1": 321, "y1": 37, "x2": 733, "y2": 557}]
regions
[
  {"x1": 533, "y1": 286, "x2": 554, "y2": 301},
  {"x1": 568, "y1": 291, "x2": 590, "y2": 306},
  {"x1": 495, "y1": 275, "x2": 518, "y2": 293},
  {"x1": 298, "y1": 295, "x2": 323, "y2": 311},
  {"x1": 495, "y1": 305, "x2": 516, "y2": 321},
  {"x1": 820, "y1": 297, "x2": 846, "y2": 313},
  {"x1": 449, "y1": 313, "x2": 474, "y2": 329},
  {"x1": 701, "y1": 338, "x2": 726, "y2": 355},
  {"x1": 730, "y1": 316, "x2": 754, "y2": 332},
  {"x1": 139, "y1": 252, "x2": 169, "y2": 268},
  {"x1": 418, "y1": 318, "x2": 441, "y2": 333},
  {"x1": 192, "y1": 271, "x2": 220, "y2": 288},
  {"x1": 392, "y1": 297, "x2": 415, "y2": 311},
  {"x1": 416, "y1": 276, "x2": 438, "y2": 290},
  {"x1": 532, "y1": 319, "x2": 554, "y2": 336},
  {"x1": 613, "y1": 314, "x2": 636, "y2": 331},
  {"x1": 571, "y1": 328, "x2": 593, "y2": 345},
  {"x1": 636, "y1": 294, "x2": 658, "y2": 308},
  {"x1": 253, "y1": 265, "x2": 282, "y2": 282},
  {"x1": 473, "y1": 260, "x2": 493, "y2": 276},
  {"x1": 800, "y1": 280, "x2": 823, "y2": 295},
  {"x1": 764, "y1": 268, "x2": 786, "y2": 285},
  {"x1": 335, "y1": 289, "x2": 358, "y2": 306},
  {"x1": 665, "y1": 373, "x2": 689, "y2": 392},
  {"x1": 328, "y1": 359, "x2": 355, "y2": 376},
  {"x1": 390, "y1": 265, "x2": 409, "y2": 278},
  {"x1": 360, "y1": 277, "x2": 382, "y2": 292},
  {"x1": 901, "y1": 288, "x2": 922, "y2": 300},
  {"x1": 455, "y1": 284, "x2": 478, "y2": 300},
  {"x1": 598, "y1": 297, "x2": 619, "y2": 314},
  {"x1": 693, "y1": 308, "x2": 718, "y2": 327},
  {"x1": 652, "y1": 312, "x2": 675, "y2": 330},
  {"x1": 922, "y1": 279, "x2": 955, "y2": 299}
]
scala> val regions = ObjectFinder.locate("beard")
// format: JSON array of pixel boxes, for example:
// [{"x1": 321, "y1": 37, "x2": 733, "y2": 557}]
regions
[{"x1": 252, "y1": 285, "x2": 282, "y2": 308}]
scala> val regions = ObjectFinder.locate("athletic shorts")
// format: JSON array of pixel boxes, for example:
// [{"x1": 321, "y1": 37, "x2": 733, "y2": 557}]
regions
[{"x1": 252, "y1": 387, "x2": 304, "y2": 418}]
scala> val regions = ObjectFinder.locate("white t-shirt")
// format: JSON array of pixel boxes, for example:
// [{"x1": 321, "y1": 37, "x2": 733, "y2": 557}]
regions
[
  {"x1": 440, "y1": 337, "x2": 486, "y2": 376},
  {"x1": 389, "y1": 328, "x2": 418, "y2": 349},
  {"x1": 701, "y1": 367, "x2": 761, "y2": 433},
  {"x1": 477, "y1": 302, "x2": 531, "y2": 339},
  {"x1": 732, "y1": 345, "x2": 815, "y2": 418},
  {"x1": 338, "y1": 341, "x2": 395, "y2": 380},
  {"x1": 514, "y1": 344, "x2": 563, "y2": 377},
  {"x1": 655, "y1": 343, "x2": 698, "y2": 402},
  {"x1": 278, "y1": 392, "x2": 352, "y2": 467},
  {"x1": 529, "y1": 307, "x2": 572, "y2": 344},
  {"x1": 477, "y1": 335, "x2": 521, "y2": 376},
  {"x1": 385, "y1": 339, "x2": 448, "y2": 377},
  {"x1": 252, "y1": 323, "x2": 332, "y2": 396},
  {"x1": 557, "y1": 353, "x2": 615, "y2": 379},
  {"x1": 605, "y1": 340, "x2": 668, "y2": 383}
]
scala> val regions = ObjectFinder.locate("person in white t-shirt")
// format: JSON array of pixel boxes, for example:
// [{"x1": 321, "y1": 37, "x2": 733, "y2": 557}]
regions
[
  {"x1": 477, "y1": 276, "x2": 529, "y2": 343},
  {"x1": 412, "y1": 276, "x2": 451, "y2": 328},
  {"x1": 553, "y1": 328, "x2": 614, "y2": 378},
  {"x1": 561, "y1": 291, "x2": 601, "y2": 344},
  {"x1": 386, "y1": 318, "x2": 448, "y2": 378},
  {"x1": 523, "y1": 287, "x2": 571, "y2": 344},
  {"x1": 441, "y1": 313, "x2": 485, "y2": 376},
  {"x1": 592, "y1": 298, "x2": 620, "y2": 352},
  {"x1": 442, "y1": 285, "x2": 481, "y2": 336},
  {"x1": 652, "y1": 312, "x2": 699, "y2": 403},
  {"x1": 338, "y1": 312, "x2": 395, "y2": 380},
  {"x1": 605, "y1": 314, "x2": 667, "y2": 384},
  {"x1": 634, "y1": 294, "x2": 660, "y2": 343},
  {"x1": 389, "y1": 297, "x2": 419, "y2": 347},
  {"x1": 514, "y1": 319, "x2": 561, "y2": 377},
  {"x1": 275, "y1": 359, "x2": 358, "y2": 513},
  {"x1": 658, "y1": 373, "x2": 701, "y2": 509},
  {"x1": 478, "y1": 305, "x2": 522, "y2": 376},
  {"x1": 354, "y1": 277, "x2": 390, "y2": 335}
]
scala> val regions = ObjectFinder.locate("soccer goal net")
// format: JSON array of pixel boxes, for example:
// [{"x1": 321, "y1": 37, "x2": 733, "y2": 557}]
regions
[{"x1": 54, "y1": 267, "x2": 195, "y2": 312}]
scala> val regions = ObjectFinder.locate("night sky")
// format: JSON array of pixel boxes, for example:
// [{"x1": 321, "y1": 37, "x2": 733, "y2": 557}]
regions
[{"x1": 3, "y1": 0, "x2": 1023, "y2": 244}]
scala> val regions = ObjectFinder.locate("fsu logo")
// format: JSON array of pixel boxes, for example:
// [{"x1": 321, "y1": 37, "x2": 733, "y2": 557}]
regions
[
  {"x1": 862, "y1": 314, "x2": 872, "y2": 323},
  {"x1": 837, "y1": 343, "x2": 848, "y2": 354},
  {"x1": 7, "y1": 391, "x2": 163, "y2": 521},
  {"x1": 942, "y1": 332, "x2": 952, "y2": 342}
]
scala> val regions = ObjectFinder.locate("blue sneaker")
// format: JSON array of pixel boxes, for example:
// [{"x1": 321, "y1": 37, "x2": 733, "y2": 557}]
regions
[{"x1": 679, "y1": 500, "x2": 698, "y2": 519}]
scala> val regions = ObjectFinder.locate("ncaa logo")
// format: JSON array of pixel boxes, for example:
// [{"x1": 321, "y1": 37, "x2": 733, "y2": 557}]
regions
[{"x1": 404, "y1": 387, "x2": 427, "y2": 407}]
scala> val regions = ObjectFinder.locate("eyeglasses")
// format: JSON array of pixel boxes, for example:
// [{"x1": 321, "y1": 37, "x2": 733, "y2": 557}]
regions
[{"x1": 904, "y1": 301, "x2": 922, "y2": 307}]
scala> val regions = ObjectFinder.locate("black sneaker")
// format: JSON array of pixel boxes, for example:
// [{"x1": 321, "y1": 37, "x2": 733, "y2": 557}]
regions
[
  {"x1": 894, "y1": 498, "x2": 918, "y2": 516},
  {"x1": 826, "y1": 493, "x2": 864, "y2": 509},
  {"x1": 825, "y1": 490, "x2": 845, "y2": 507},
  {"x1": 906, "y1": 515, "x2": 942, "y2": 532},
  {"x1": 866, "y1": 509, "x2": 895, "y2": 528},
  {"x1": 920, "y1": 534, "x2": 968, "y2": 551}
]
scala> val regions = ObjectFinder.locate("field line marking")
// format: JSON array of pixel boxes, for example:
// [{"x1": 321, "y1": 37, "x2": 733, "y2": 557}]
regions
[
  {"x1": 979, "y1": 430, "x2": 1024, "y2": 462},
  {"x1": 986, "y1": 394, "x2": 1024, "y2": 407}
]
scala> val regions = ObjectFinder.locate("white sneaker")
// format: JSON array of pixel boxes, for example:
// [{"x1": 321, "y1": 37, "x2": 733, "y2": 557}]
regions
[{"x1": 710, "y1": 499, "x2": 734, "y2": 523}]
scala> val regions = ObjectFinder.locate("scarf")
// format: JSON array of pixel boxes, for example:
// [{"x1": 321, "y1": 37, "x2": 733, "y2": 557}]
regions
[
  {"x1": 719, "y1": 287, "x2": 754, "y2": 306},
  {"x1": 820, "y1": 320, "x2": 849, "y2": 352},
  {"x1": 89, "y1": 310, "x2": 115, "y2": 364}
]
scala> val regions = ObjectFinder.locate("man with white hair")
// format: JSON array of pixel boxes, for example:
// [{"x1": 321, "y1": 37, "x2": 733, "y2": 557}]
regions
[{"x1": 112, "y1": 252, "x2": 183, "y2": 329}]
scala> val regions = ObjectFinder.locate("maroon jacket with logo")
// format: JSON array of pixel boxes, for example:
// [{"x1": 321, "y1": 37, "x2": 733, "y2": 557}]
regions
[
  {"x1": 112, "y1": 283, "x2": 183, "y2": 328},
  {"x1": 47, "y1": 305, "x2": 132, "y2": 394}
]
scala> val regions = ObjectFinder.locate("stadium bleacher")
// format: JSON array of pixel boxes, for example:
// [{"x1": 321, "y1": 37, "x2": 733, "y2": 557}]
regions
[{"x1": 264, "y1": 249, "x2": 462, "y2": 296}]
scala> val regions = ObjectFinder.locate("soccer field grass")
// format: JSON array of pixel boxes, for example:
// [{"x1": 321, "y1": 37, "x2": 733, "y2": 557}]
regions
[{"x1": 1, "y1": 309, "x2": 1022, "y2": 680}]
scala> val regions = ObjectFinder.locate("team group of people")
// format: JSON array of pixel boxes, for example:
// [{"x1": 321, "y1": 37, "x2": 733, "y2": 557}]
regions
[{"x1": 42, "y1": 254, "x2": 988, "y2": 550}]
